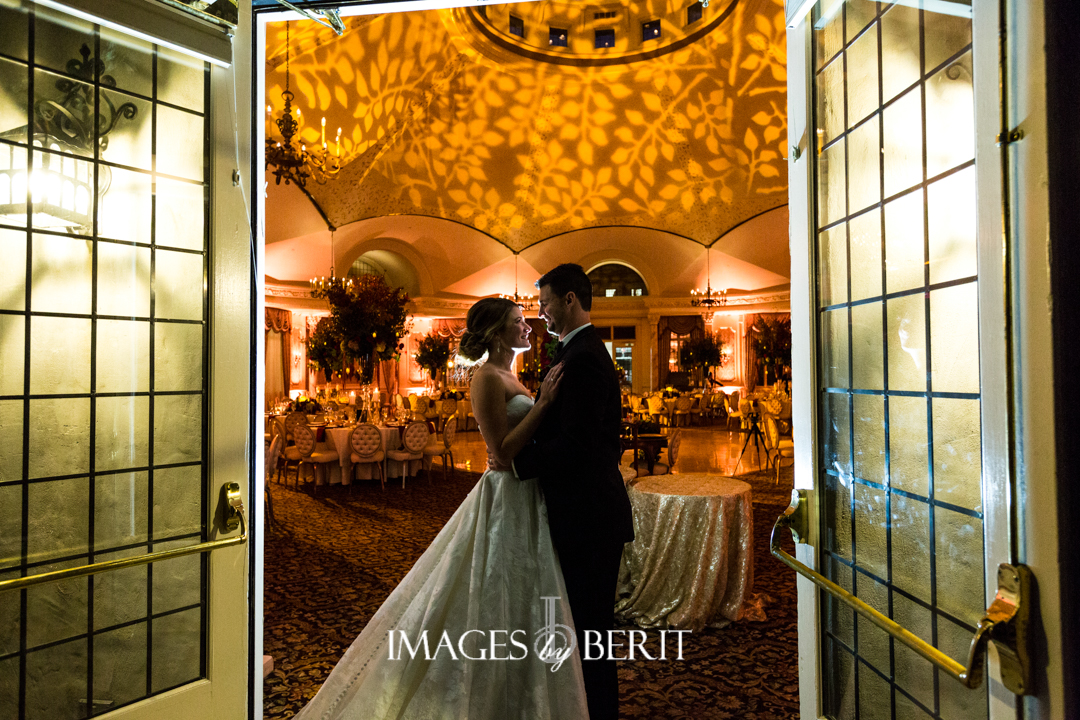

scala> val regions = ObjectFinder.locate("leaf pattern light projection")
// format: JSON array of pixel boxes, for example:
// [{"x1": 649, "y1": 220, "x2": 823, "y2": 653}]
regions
[{"x1": 265, "y1": 0, "x2": 788, "y2": 250}]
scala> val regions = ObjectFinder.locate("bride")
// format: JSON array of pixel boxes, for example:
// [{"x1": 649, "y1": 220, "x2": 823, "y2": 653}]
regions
[{"x1": 293, "y1": 298, "x2": 590, "y2": 720}]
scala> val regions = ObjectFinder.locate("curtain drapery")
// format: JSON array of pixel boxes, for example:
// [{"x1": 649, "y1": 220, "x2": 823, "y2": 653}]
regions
[
  {"x1": 266, "y1": 330, "x2": 285, "y2": 405},
  {"x1": 656, "y1": 315, "x2": 705, "y2": 389},
  {"x1": 265, "y1": 307, "x2": 292, "y2": 333},
  {"x1": 265, "y1": 307, "x2": 292, "y2": 398},
  {"x1": 432, "y1": 319, "x2": 467, "y2": 338}
]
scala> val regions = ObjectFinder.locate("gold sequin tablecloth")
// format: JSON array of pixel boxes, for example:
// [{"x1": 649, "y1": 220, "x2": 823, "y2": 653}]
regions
[{"x1": 615, "y1": 474, "x2": 755, "y2": 632}]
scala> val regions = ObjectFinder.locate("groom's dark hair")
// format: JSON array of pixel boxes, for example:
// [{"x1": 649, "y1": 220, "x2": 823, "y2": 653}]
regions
[{"x1": 536, "y1": 263, "x2": 592, "y2": 311}]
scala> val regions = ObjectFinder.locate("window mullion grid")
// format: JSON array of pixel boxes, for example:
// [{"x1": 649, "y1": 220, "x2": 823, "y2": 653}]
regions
[
  {"x1": 198, "y1": 58, "x2": 211, "y2": 682},
  {"x1": 145, "y1": 43, "x2": 158, "y2": 699},
  {"x1": 18, "y1": 10, "x2": 37, "y2": 718}
]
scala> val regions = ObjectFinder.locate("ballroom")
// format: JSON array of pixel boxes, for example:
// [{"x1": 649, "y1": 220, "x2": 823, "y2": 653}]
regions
[{"x1": 0, "y1": 0, "x2": 1077, "y2": 719}]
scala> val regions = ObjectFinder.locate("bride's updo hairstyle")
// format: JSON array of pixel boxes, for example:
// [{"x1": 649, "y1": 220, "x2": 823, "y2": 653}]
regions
[{"x1": 458, "y1": 297, "x2": 519, "y2": 361}]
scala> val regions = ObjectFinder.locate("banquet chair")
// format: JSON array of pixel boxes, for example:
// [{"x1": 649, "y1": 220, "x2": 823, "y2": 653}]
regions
[
  {"x1": 619, "y1": 422, "x2": 645, "y2": 476},
  {"x1": 672, "y1": 396, "x2": 693, "y2": 427},
  {"x1": 438, "y1": 398, "x2": 458, "y2": 430},
  {"x1": 423, "y1": 397, "x2": 440, "y2": 423},
  {"x1": 647, "y1": 429, "x2": 682, "y2": 476},
  {"x1": 284, "y1": 411, "x2": 307, "y2": 438},
  {"x1": 725, "y1": 391, "x2": 744, "y2": 430},
  {"x1": 284, "y1": 424, "x2": 339, "y2": 495},
  {"x1": 408, "y1": 394, "x2": 422, "y2": 420},
  {"x1": 423, "y1": 417, "x2": 458, "y2": 481},
  {"x1": 646, "y1": 395, "x2": 671, "y2": 426},
  {"x1": 628, "y1": 394, "x2": 648, "y2": 422},
  {"x1": 386, "y1": 421, "x2": 430, "y2": 487},
  {"x1": 264, "y1": 435, "x2": 281, "y2": 530},
  {"x1": 267, "y1": 418, "x2": 287, "y2": 482},
  {"x1": 460, "y1": 398, "x2": 476, "y2": 431},
  {"x1": 349, "y1": 423, "x2": 386, "y2": 491},
  {"x1": 707, "y1": 392, "x2": 726, "y2": 424},
  {"x1": 763, "y1": 415, "x2": 794, "y2": 484}
]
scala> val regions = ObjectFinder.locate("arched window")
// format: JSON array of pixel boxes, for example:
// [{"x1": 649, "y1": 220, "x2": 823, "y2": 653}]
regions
[
  {"x1": 587, "y1": 264, "x2": 648, "y2": 298},
  {"x1": 348, "y1": 255, "x2": 386, "y2": 278}
]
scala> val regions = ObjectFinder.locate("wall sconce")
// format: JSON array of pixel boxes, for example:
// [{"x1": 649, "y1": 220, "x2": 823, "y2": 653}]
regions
[{"x1": 0, "y1": 44, "x2": 137, "y2": 230}]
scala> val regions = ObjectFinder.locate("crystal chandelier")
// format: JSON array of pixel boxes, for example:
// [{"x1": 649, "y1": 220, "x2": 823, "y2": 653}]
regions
[
  {"x1": 500, "y1": 254, "x2": 535, "y2": 311},
  {"x1": 265, "y1": 21, "x2": 343, "y2": 188},
  {"x1": 691, "y1": 247, "x2": 727, "y2": 310},
  {"x1": 310, "y1": 230, "x2": 352, "y2": 298}
]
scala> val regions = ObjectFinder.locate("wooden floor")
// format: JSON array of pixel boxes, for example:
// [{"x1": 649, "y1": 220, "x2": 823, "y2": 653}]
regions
[{"x1": 447, "y1": 420, "x2": 773, "y2": 477}]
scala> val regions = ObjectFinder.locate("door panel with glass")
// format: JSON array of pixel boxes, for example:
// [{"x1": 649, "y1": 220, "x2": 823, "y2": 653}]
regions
[
  {"x1": 0, "y1": 2, "x2": 250, "y2": 718},
  {"x1": 793, "y1": 0, "x2": 1016, "y2": 718}
]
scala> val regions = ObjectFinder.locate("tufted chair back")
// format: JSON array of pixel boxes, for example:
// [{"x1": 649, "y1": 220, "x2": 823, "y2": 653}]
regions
[
  {"x1": 675, "y1": 396, "x2": 693, "y2": 412},
  {"x1": 442, "y1": 417, "x2": 457, "y2": 448},
  {"x1": 291, "y1": 424, "x2": 316, "y2": 457},
  {"x1": 440, "y1": 398, "x2": 458, "y2": 416},
  {"x1": 401, "y1": 421, "x2": 430, "y2": 452},
  {"x1": 667, "y1": 429, "x2": 682, "y2": 467},
  {"x1": 285, "y1": 411, "x2": 307, "y2": 430},
  {"x1": 350, "y1": 423, "x2": 383, "y2": 457},
  {"x1": 763, "y1": 415, "x2": 780, "y2": 450}
]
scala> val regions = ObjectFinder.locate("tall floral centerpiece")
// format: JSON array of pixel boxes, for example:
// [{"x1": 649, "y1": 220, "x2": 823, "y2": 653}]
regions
[
  {"x1": 678, "y1": 333, "x2": 729, "y2": 386},
  {"x1": 753, "y1": 316, "x2": 792, "y2": 388},
  {"x1": 414, "y1": 333, "x2": 452, "y2": 390},
  {"x1": 306, "y1": 275, "x2": 410, "y2": 385}
]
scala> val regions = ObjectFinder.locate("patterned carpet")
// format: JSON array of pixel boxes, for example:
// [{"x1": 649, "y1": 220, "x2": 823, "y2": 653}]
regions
[{"x1": 262, "y1": 465, "x2": 799, "y2": 720}]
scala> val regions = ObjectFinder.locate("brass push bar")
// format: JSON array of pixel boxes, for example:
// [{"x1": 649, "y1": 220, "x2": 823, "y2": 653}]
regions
[
  {"x1": 0, "y1": 482, "x2": 246, "y2": 595},
  {"x1": 771, "y1": 490, "x2": 1032, "y2": 695}
]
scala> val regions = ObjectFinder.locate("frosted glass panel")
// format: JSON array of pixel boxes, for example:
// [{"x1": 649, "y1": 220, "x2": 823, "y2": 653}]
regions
[
  {"x1": 158, "y1": 47, "x2": 205, "y2": 113},
  {"x1": 100, "y1": 90, "x2": 152, "y2": 171},
  {"x1": 97, "y1": 241, "x2": 152, "y2": 318},
  {"x1": 926, "y1": 52, "x2": 974, "y2": 178},
  {"x1": 883, "y1": 89, "x2": 922, "y2": 198},
  {"x1": 848, "y1": 209, "x2": 881, "y2": 302},
  {"x1": 0, "y1": 4, "x2": 29, "y2": 62},
  {"x1": 152, "y1": 465, "x2": 201, "y2": 538},
  {"x1": 815, "y1": 5, "x2": 843, "y2": 70},
  {"x1": 924, "y1": 12, "x2": 972, "y2": 73},
  {"x1": 818, "y1": 140, "x2": 846, "y2": 227},
  {"x1": 851, "y1": 301, "x2": 883, "y2": 390},
  {"x1": 817, "y1": 57, "x2": 845, "y2": 145},
  {"x1": 889, "y1": 395, "x2": 929, "y2": 497},
  {"x1": 824, "y1": 392, "x2": 851, "y2": 476},
  {"x1": 847, "y1": 117, "x2": 880, "y2": 214},
  {"x1": 94, "y1": 623, "x2": 149, "y2": 708},
  {"x1": 854, "y1": 482, "x2": 887, "y2": 577},
  {"x1": 0, "y1": 314, "x2": 23, "y2": 396},
  {"x1": 27, "y1": 478, "x2": 89, "y2": 564},
  {"x1": 150, "y1": 607, "x2": 200, "y2": 692},
  {"x1": 0, "y1": 485, "x2": 20, "y2": 568},
  {"x1": 858, "y1": 661, "x2": 890, "y2": 720},
  {"x1": 824, "y1": 472, "x2": 852, "y2": 560},
  {"x1": 821, "y1": 308, "x2": 849, "y2": 388},
  {"x1": 152, "y1": 540, "x2": 202, "y2": 613},
  {"x1": 886, "y1": 294, "x2": 925, "y2": 392},
  {"x1": 94, "y1": 471, "x2": 149, "y2": 550},
  {"x1": 156, "y1": 106, "x2": 204, "y2": 181},
  {"x1": 0, "y1": 58, "x2": 28, "y2": 144},
  {"x1": 937, "y1": 616, "x2": 989, "y2": 720},
  {"x1": 0, "y1": 229, "x2": 26, "y2": 310},
  {"x1": 930, "y1": 283, "x2": 980, "y2": 394},
  {"x1": 853, "y1": 394, "x2": 885, "y2": 483},
  {"x1": 153, "y1": 394, "x2": 202, "y2": 465},
  {"x1": 24, "y1": 638, "x2": 87, "y2": 719},
  {"x1": 156, "y1": 178, "x2": 205, "y2": 251},
  {"x1": 892, "y1": 593, "x2": 934, "y2": 708},
  {"x1": 932, "y1": 398, "x2": 982, "y2": 511},
  {"x1": 95, "y1": 395, "x2": 150, "y2": 472},
  {"x1": 155, "y1": 322, "x2": 203, "y2": 392},
  {"x1": 155, "y1": 249, "x2": 203, "y2": 321},
  {"x1": 880, "y1": 4, "x2": 920, "y2": 103},
  {"x1": 845, "y1": 0, "x2": 877, "y2": 43},
  {"x1": 934, "y1": 507, "x2": 984, "y2": 626},
  {"x1": 99, "y1": 27, "x2": 153, "y2": 97},
  {"x1": 855, "y1": 574, "x2": 889, "y2": 672},
  {"x1": 29, "y1": 316, "x2": 90, "y2": 394},
  {"x1": 0, "y1": 401, "x2": 22, "y2": 484},
  {"x1": 28, "y1": 398, "x2": 90, "y2": 478},
  {"x1": 819, "y1": 223, "x2": 847, "y2": 307},
  {"x1": 25, "y1": 562, "x2": 86, "y2": 648},
  {"x1": 96, "y1": 319, "x2": 150, "y2": 393},
  {"x1": 92, "y1": 548, "x2": 147, "y2": 630},
  {"x1": 99, "y1": 167, "x2": 153, "y2": 243},
  {"x1": 846, "y1": 26, "x2": 879, "y2": 127},
  {"x1": 928, "y1": 166, "x2": 977, "y2": 284},
  {"x1": 889, "y1": 495, "x2": 931, "y2": 601},
  {"x1": 31, "y1": 233, "x2": 92, "y2": 314},
  {"x1": 884, "y1": 191, "x2": 924, "y2": 293}
]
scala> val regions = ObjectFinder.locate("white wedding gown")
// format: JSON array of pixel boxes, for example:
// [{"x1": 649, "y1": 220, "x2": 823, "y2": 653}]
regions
[{"x1": 293, "y1": 395, "x2": 590, "y2": 720}]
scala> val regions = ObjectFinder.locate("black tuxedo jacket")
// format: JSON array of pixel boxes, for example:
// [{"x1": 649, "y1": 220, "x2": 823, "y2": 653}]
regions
[{"x1": 515, "y1": 325, "x2": 634, "y2": 548}]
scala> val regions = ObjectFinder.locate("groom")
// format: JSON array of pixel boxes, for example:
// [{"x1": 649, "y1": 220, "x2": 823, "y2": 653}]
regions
[{"x1": 513, "y1": 263, "x2": 635, "y2": 720}]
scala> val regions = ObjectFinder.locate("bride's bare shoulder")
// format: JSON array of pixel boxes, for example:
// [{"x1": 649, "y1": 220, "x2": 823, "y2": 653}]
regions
[{"x1": 470, "y1": 364, "x2": 517, "y2": 402}]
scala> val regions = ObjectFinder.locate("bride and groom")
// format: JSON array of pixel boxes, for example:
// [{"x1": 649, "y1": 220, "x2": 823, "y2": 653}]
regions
[{"x1": 294, "y1": 264, "x2": 635, "y2": 720}]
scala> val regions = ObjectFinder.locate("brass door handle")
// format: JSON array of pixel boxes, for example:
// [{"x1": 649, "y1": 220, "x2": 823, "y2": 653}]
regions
[
  {"x1": 0, "y1": 481, "x2": 247, "y2": 594},
  {"x1": 772, "y1": 490, "x2": 1032, "y2": 695}
]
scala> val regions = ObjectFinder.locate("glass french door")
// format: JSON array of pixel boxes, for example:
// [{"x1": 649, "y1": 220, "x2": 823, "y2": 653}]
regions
[
  {"x1": 0, "y1": 2, "x2": 252, "y2": 718},
  {"x1": 788, "y1": 0, "x2": 1030, "y2": 718}
]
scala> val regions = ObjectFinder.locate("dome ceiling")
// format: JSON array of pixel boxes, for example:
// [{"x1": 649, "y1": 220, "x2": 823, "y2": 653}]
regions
[{"x1": 264, "y1": 0, "x2": 788, "y2": 251}]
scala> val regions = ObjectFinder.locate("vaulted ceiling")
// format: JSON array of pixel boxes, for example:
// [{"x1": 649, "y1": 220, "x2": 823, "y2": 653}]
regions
[{"x1": 264, "y1": 0, "x2": 788, "y2": 252}]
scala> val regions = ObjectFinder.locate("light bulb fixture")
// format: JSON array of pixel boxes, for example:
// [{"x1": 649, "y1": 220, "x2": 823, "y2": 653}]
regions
[
  {"x1": 690, "y1": 247, "x2": 727, "y2": 310},
  {"x1": 265, "y1": 21, "x2": 344, "y2": 188},
  {"x1": 500, "y1": 254, "x2": 535, "y2": 311},
  {"x1": 0, "y1": 44, "x2": 137, "y2": 229},
  {"x1": 310, "y1": 229, "x2": 352, "y2": 298}
]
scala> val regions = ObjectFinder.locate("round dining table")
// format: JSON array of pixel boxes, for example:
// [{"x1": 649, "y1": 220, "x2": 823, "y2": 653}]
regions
[
  {"x1": 313, "y1": 424, "x2": 424, "y2": 485},
  {"x1": 615, "y1": 473, "x2": 755, "y2": 632}
]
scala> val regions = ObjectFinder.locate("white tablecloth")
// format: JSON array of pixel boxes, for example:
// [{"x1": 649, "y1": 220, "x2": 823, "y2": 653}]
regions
[{"x1": 316, "y1": 425, "x2": 424, "y2": 485}]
